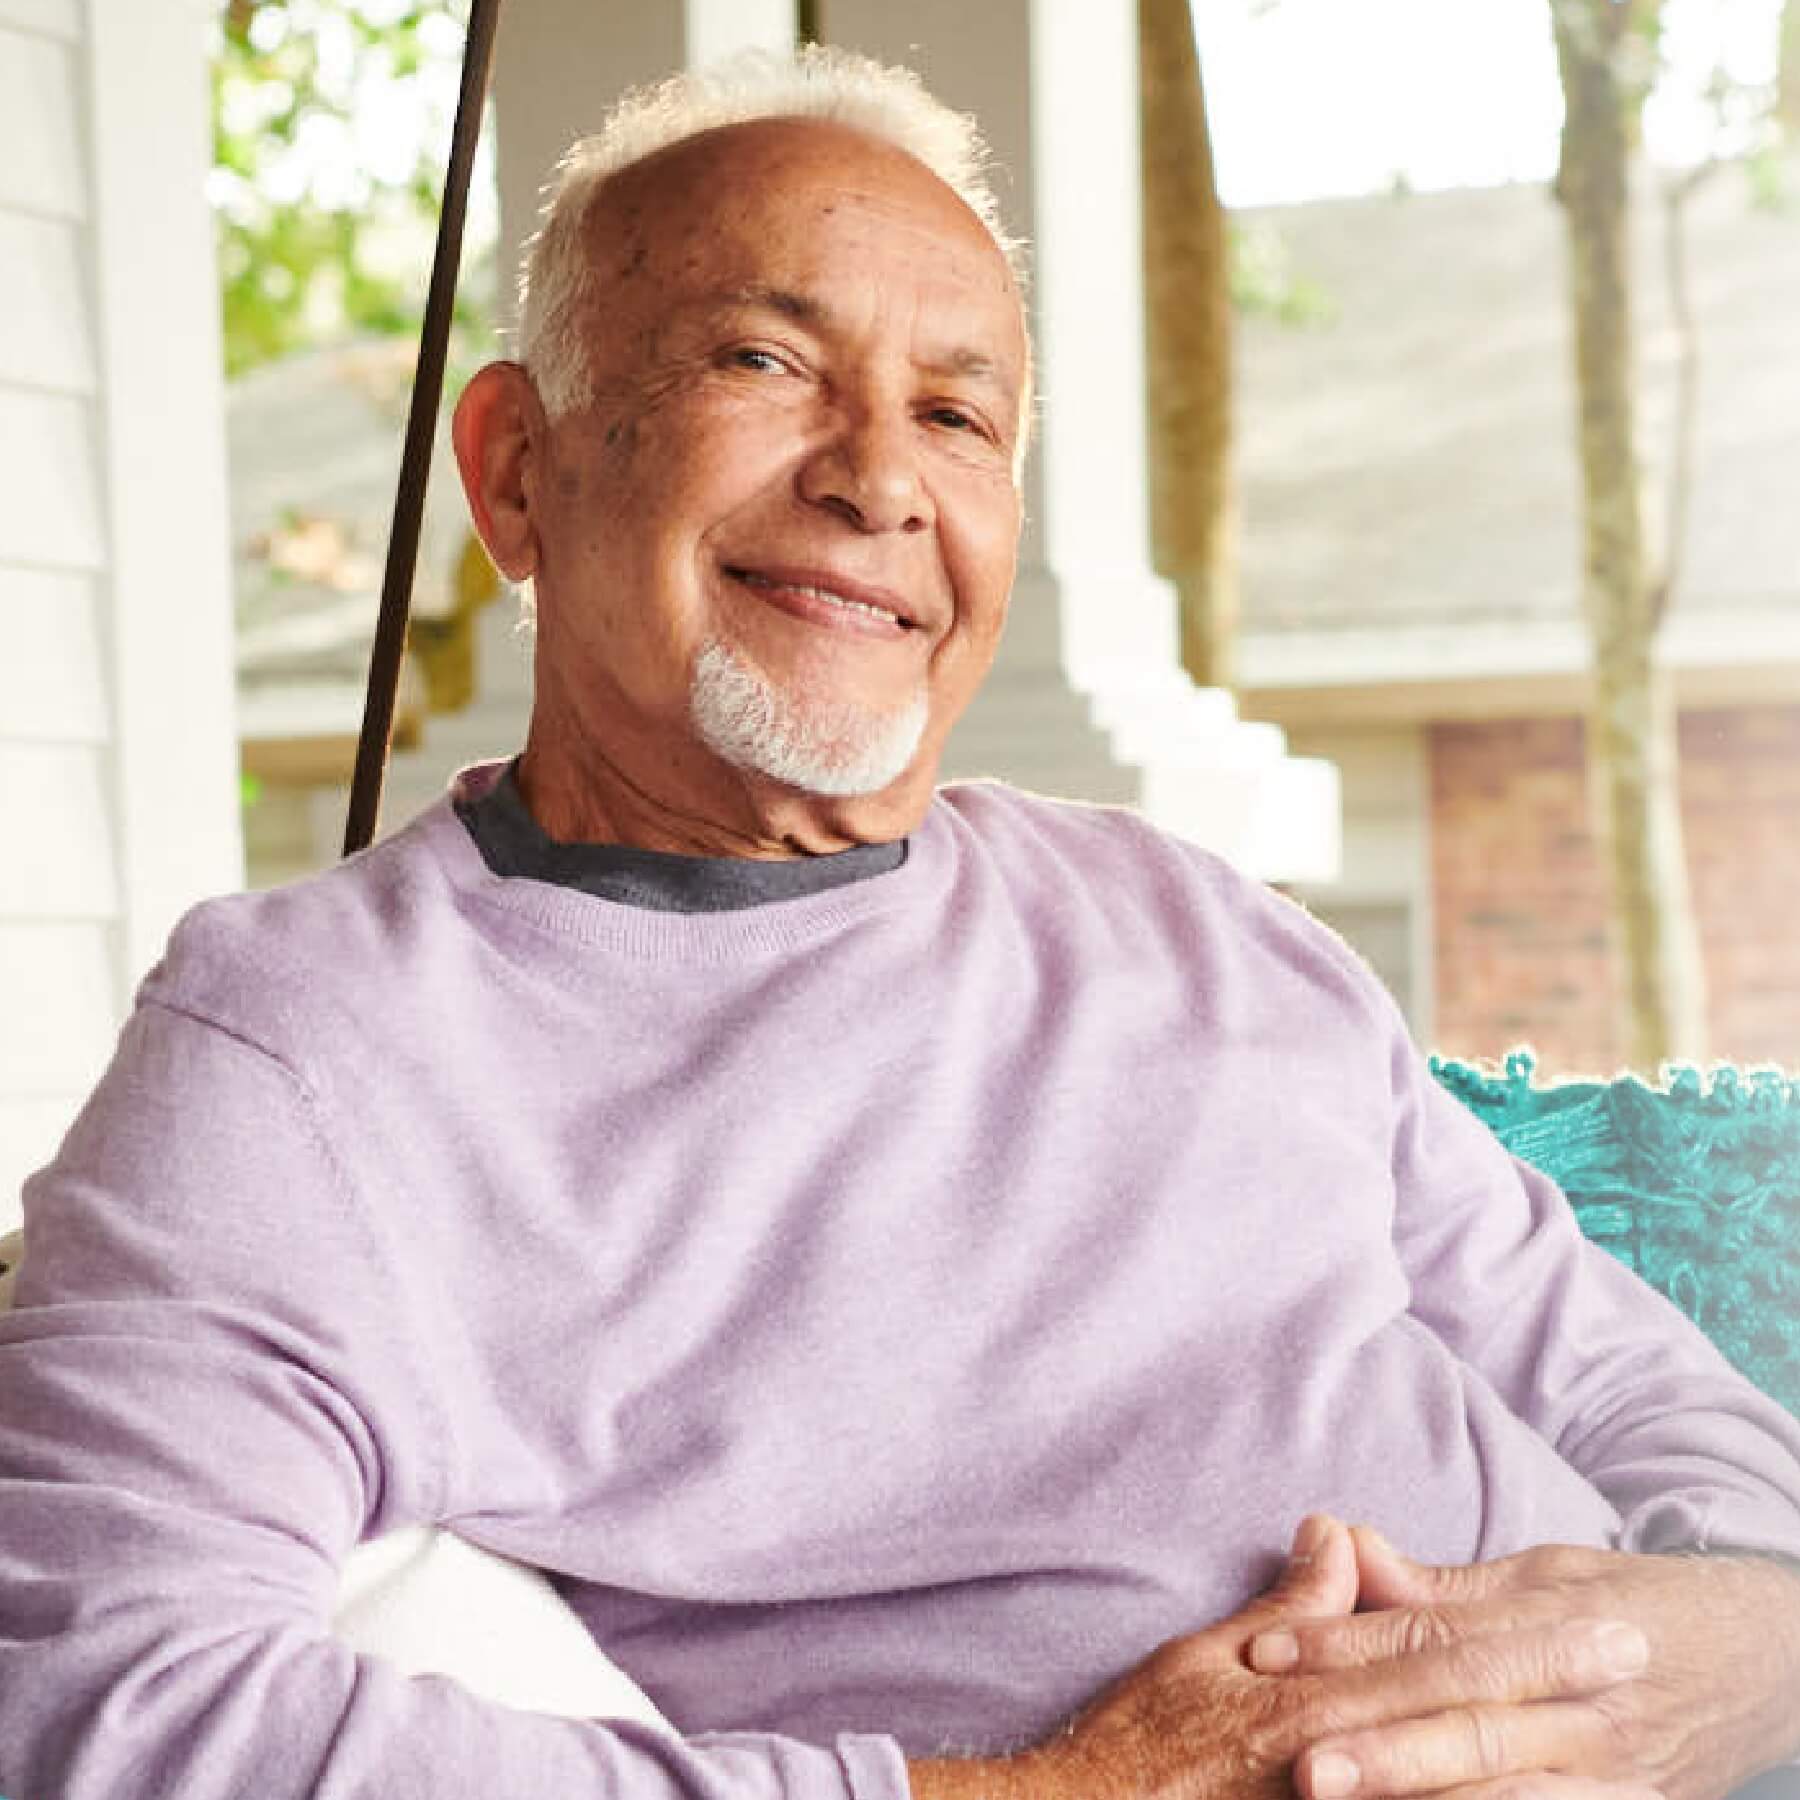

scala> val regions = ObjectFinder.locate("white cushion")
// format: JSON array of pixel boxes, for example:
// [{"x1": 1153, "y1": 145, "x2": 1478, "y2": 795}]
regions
[{"x1": 0, "y1": 1228, "x2": 669, "y2": 1724}]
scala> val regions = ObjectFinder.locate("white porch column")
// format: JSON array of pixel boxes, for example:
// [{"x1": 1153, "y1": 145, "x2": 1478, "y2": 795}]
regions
[
  {"x1": 820, "y1": 0, "x2": 1339, "y2": 877},
  {"x1": 819, "y1": 0, "x2": 1141, "y2": 805},
  {"x1": 89, "y1": 0, "x2": 245, "y2": 971}
]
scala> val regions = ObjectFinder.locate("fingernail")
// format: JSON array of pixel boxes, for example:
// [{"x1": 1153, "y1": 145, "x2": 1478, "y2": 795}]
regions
[
  {"x1": 1596, "y1": 1622, "x2": 1650, "y2": 1675},
  {"x1": 1311, "y1": 1752, "x2": 1360, "y2": 1799},
  {"x1": 1291, "y1": 1515, "x2": 1327, "y2": 1560},
  {"x1": 1249, "y1": 1630, "x2": 1298, "y2": 1672}
]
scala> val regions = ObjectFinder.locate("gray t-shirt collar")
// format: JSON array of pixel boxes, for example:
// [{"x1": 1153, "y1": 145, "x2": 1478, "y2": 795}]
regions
[{"x1": 455, "y1": 762, "x2": 907, "y2": 913}]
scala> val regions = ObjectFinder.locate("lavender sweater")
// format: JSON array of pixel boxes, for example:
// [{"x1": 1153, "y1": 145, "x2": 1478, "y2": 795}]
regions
[{"x1": 5, "y1": 770, "x2": 1800, "y2": 1800}]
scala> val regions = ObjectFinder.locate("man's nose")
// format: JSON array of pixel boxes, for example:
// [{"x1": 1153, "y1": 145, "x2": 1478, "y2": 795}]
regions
[{"x1": 798, "y1": 404, "x2": 933, "y2": 535}]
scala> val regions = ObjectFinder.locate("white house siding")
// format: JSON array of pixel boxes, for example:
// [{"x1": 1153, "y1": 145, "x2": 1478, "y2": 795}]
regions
[{"x1": 0, "y1": 0, "x2": 242, "y2": 1226}]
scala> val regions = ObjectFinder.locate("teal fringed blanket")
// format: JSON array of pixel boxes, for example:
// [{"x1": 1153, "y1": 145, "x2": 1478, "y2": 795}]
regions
[{"x1": 1433, "y1": 1051, "x2": 1800, "y2": 1418}]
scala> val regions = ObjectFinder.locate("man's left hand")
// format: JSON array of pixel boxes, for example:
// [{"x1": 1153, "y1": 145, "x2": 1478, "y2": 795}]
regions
[{"x1": 1245, "y1": 1528, "x2": 1800, "y2": 1800}]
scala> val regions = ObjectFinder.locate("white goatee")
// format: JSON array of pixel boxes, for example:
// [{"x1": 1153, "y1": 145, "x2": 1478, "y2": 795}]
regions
[{"x1": 689, "y1": 640, "x2": 928, "y2": 797}]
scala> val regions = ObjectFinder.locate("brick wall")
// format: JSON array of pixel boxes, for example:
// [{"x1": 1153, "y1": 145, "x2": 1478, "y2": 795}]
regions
[{"x1": 1428, "y1": 704, "x2": 1800, "y2": 1075}]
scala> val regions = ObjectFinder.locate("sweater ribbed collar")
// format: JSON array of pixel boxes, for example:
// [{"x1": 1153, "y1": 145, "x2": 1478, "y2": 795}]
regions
[
  {"x1": 404, "y1": 761, "x2": 954, "y2": 964},
  {"x1": 453, "y1": 759, "x2": 907, "y2": 913}
]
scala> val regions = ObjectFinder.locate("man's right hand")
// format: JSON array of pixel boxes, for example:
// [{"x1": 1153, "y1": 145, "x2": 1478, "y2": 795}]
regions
[{"x1": 909, "y1": 1515, "x2": 1657, "y2": 1800}]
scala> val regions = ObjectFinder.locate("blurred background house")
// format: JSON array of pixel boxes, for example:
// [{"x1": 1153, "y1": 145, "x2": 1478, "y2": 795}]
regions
[{"x1": 1236, "y1": 165, "x2": 1800, "y2": 1066}]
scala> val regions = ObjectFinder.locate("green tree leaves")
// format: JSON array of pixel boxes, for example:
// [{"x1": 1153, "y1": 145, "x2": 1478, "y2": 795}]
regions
[{"x1": 211, "y1": 0, "x2": 494, "y2": 378}]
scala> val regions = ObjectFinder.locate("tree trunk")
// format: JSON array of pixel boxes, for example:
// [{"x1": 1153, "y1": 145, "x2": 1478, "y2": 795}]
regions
[
  {"x1": 1551, "y1": 0, "x2": 1707, "y2": 1071},
  {"x1": 1138, "y1": 0, "x2": 1236, "y2": 691},
  {"x1": 1779, "y1": 0, "x2": 1800, "y2": 131}
]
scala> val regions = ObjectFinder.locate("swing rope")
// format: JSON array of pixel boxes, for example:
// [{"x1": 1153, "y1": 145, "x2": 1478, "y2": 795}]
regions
[{"x1": 343, "y1": 0, "x2": 503, "y2": 856}]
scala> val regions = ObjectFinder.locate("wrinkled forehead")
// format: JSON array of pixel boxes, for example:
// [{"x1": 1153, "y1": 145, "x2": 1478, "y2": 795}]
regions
[{"x1": 583, "y1": 116, "x2": 1021, "y2": 308}]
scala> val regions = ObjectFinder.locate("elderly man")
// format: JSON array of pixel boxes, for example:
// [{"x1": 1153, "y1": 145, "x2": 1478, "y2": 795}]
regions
[{"x1": 2, "y1": 45, "x2": 1798, "y2": 1800}]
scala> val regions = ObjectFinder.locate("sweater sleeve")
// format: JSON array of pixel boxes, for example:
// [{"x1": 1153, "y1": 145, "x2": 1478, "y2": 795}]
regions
[
  {"x1": 0, "y1": 998, "x2": 911, "y2": 1800},
  {"x1": 1380, "y1": 1016, "x2": 1800, "y2": 1561}
]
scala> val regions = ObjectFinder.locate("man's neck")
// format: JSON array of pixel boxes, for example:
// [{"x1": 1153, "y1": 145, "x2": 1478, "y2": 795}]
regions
[
  {"x1": 456, "y1": 761, "x2": 907, "y2": 911},
  {"x1": 515, "y1": 719, "x2": 927, "y2": 859}
]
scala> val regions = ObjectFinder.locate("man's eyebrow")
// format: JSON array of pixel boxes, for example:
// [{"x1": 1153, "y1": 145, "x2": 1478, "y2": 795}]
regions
[
  {"x1": 715, "y1": 284, "x2": 828, "y2": 325},
  {"x1": 697, "y1": 284, "x2": 1017, "y2": 397},
  {"x1": 924, "y1": 346, "x2": 1004, "y2": 384}
]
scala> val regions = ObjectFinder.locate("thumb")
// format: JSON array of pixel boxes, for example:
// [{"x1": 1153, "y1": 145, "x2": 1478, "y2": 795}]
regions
[{"x1": 1268, "y1": 1513, "x2": 1358, "y2": 1621}]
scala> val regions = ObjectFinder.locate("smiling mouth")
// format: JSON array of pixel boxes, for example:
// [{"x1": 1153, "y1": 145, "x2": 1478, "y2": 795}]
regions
[{"x1": 725, "y1": 566, "x2": 916, "y2": 631}]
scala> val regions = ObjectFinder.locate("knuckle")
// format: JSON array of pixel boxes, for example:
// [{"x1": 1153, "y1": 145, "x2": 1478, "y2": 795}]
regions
[
  {"x1": 1223, "y1": 1680, "x2": 1305, "y2": 1777},
  {"x1": 1399, "y1": 1605, "x2": 1461, "y2": 1657},
  {"x1": 1529, "y1": 1543, "x2": 1590, "y2": 1583},
  {"x1": 1588, "y1": 1684, "x2": 1638, "y2": 1753},
  {"x1": 1450, "y1": 1634, "x2": 1515, "y2": 1698},
  {"x1": 1460, "y1": 1704, "x2": 1511, "y2": 1777},
  {"x1": 1589, "y1": 1687, "x2": 1670, "y2": 1783},
  {"x1": 1542, "y1": 1622, "x2": 1590, "y2": 1684},
  {"x1": 1243, "y1": 1693, "x2": 1296, "y2": 1766},
  {"x1": 1299, "y1": 1621, "x2": 1375, "y2": 1672},
  {"x1": 1289, "y1": 1677, "x2": 1351, "y2": 1742}
]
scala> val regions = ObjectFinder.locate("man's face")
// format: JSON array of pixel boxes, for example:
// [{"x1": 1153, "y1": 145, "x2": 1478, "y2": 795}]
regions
[{"x1": 520, "y1": 118, "x2": 1028, "y2": 828}]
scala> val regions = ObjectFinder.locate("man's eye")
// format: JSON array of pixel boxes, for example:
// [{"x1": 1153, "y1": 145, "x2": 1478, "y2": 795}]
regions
[
  {"x1": 926, "y1": 405, "x2": 979, "y2": 432},
  {"x1": 726, "y1": 347, "x2": 788, "y2": 374}
]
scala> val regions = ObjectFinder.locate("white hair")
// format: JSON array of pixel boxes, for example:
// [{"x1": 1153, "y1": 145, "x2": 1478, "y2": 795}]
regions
[
  {"x1": 689, "y1": 639, "x2": 929, "y2": 797},
  {"x1": 516, "y1": 44, "x2": 1026, "y2": 418}
]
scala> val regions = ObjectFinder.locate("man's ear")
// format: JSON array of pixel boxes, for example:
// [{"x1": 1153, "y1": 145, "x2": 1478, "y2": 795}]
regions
[{"x1": 451, "y1": 360, "x2": 543, "y2": 583}]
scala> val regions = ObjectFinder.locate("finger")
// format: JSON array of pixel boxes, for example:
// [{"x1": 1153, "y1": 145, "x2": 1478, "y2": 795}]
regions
[
  {"x1": 1243, "y1": 1515, "x2": 1358, "y2": 1635},
  {"x1": 1351, "y1": 1526, "x2": 1501, "y2": 1611},
  {"x1": 1297, "y1": 1699, "x2": 1616, "y2": 1800},
  {"x1": 1250, "y1": 1603, "x2": 1645, "y2": 1680},
  {"x1": 1296, "y1": 1621, "x2": 1648, "y2": 1741},
  {"x1": 1174, "y1": 1518, "x2": 1358, "y2": 1684},
  {"x1": 1405, "y1": 1779, "x2": 1662, "y2": 1800},
  {"x1": 1347, "y1": 1531, "x2": 1593, "y2": 1614},
  {"x1": 1284, "y1": 1515, "x2": 1360, "y2": 1612}
]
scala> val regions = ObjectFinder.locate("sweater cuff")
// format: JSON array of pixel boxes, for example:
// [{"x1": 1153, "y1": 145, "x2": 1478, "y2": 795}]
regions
[{"x1": 1622, "y1": 1495, "x2": 1800, "y2": 1565}]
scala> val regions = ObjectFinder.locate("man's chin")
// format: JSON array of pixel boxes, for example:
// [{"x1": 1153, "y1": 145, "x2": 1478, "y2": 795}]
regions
[{"x1": 689, "y1": 641, "x2": 930, "y2": 802}]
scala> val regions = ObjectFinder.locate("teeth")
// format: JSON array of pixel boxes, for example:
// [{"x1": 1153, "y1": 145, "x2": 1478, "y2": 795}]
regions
[{"x1": 737, "y1": 569, "x2": 900, "y2": 625}]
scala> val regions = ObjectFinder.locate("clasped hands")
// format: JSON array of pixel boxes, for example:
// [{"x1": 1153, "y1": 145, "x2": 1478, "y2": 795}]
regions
[{"x1": 918, "y1": 1516, "x2": 1800, "y2": 1800}]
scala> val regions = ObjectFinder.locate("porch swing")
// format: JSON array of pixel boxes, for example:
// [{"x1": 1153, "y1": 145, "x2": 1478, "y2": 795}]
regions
[{"x1": 2, "y1": 0, "x2": 1799, "y2": 1725}]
